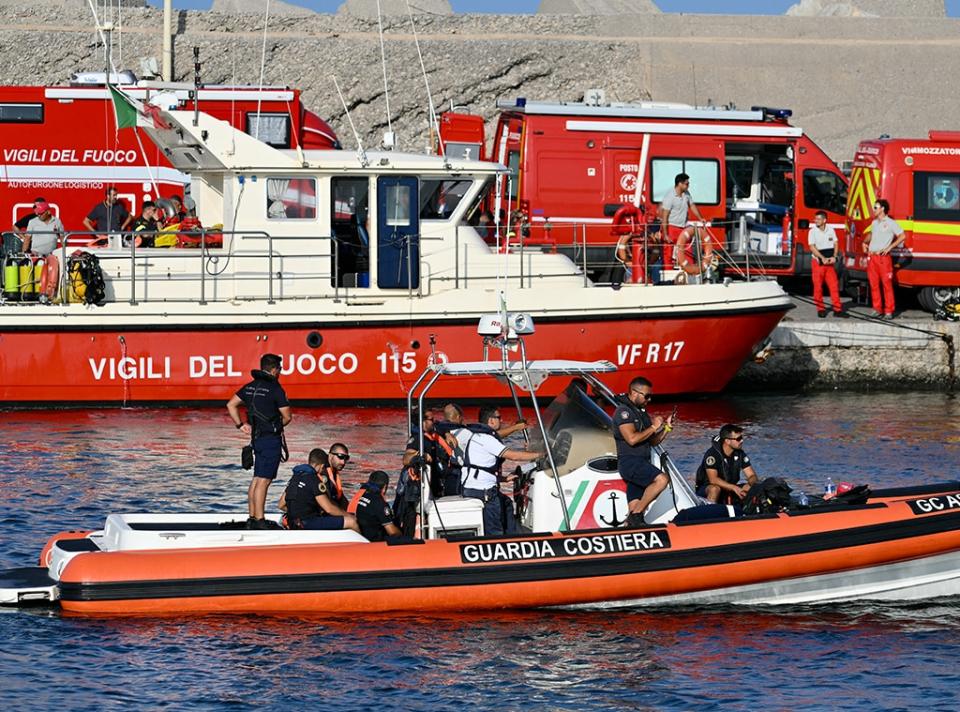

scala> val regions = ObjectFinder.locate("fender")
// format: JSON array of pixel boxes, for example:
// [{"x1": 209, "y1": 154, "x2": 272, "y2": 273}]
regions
[{"x1": 39, "y1": 253, "x2": 59, "y2": 299}]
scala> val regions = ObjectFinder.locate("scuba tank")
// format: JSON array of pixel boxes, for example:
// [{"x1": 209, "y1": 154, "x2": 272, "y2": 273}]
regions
[
  {"x1": 3, "y1": 253, "x2": 21, "y2": 301},
  {"x1": 19, "y1": 255, "x2": 39, "y2": 302}
]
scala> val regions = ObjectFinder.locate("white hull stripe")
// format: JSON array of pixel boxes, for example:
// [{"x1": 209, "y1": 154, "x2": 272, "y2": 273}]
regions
[
  {"x1": 0, "y1": 165, "x2": 187, "y2": 183},
  {"x1": 566, "y1": 120, "x2": 802, "y2": 139}
]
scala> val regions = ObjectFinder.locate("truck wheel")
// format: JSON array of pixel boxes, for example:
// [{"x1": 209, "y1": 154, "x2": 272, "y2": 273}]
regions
[{"x1": 919, "y1": 287, "x2": 960, "y2": 313}]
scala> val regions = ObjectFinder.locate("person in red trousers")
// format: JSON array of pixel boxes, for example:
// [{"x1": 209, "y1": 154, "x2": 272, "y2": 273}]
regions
[
  {"x1": 863, "y1": 199, "x2": 906, "y2": 319},
  {"x1": 808, "y1": 210, "x2": 847, "y2": 318}
]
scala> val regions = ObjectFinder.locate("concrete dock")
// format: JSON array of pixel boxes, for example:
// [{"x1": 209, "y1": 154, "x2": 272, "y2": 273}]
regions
[{"x1": 732, "y1": 295, "x2": 957, "y2": 392}]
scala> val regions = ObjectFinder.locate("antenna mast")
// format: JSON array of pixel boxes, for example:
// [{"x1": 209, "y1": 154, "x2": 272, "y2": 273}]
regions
[{"x1": 375, "y1": 0, "x2": 395, "y2": 149}]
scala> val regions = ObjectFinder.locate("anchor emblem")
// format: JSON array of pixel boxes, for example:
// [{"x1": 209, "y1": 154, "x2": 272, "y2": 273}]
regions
[{"x1": 598, "y1": 491, "x2": 625, "y2": 528}]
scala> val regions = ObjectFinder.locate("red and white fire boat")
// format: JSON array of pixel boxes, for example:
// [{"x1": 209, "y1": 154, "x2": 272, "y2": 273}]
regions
[{"x1": 0, "y1": 98, "x2": 791, "y2": 405}]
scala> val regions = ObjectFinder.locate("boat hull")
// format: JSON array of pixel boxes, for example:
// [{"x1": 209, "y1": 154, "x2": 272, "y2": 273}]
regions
[
  {"x1": 55, "y1": 498, "x2": 960, "y2": 615},
  {"x1": 0, "y1": 308, "x2": 784, "y2": 404}
]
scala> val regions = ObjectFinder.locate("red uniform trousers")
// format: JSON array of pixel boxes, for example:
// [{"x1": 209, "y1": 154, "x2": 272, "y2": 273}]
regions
[
  {"x1": 811, "y1": 258, "x2": 842, "y2": 313},
  {"x1": 867, "y1": 253, "x2": 895, "y2": 315}
]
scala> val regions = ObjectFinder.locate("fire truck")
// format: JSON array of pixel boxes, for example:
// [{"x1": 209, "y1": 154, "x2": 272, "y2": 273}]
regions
[
  {"x1": 846, "y1": 132, "x2": 960, "y2": 312},
  {"x1": 0, "y1": 71, "x2": 339, "y2": 234},
  {"x1": 439, "y1": 95, "x2": 847, "y2": 280}
]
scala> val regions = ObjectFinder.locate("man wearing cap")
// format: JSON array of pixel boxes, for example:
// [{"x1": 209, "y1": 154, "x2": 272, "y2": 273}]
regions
[
  {"x1": 22, "y1": 200, "x2": 64, "y2": 256},
  {"x1": 353, "y1": 471, "x2": 403, "y2": 542},
  {"x1": 13, "y1": 197, "x2": 46, "y2": 236},
  {"x1": 226, "y1": 353, "x2": 293, "y2": 529}
]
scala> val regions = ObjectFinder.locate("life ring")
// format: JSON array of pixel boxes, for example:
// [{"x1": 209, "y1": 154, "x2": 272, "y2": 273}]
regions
[
  {"x1": 610, "y1": 203, "x2": 642, "y2": 237},
  {"x1": 675, "y1": 226, "x2": 715, "y2": 275}
]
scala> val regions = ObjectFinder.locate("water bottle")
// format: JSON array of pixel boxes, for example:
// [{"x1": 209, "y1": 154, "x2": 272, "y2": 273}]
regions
[
  {"x1": 824, "y1": 477, "x2": 836, "y2": 497},
  {"x1": 797, "y1": 491, "x2": 809, "y2": 507}
]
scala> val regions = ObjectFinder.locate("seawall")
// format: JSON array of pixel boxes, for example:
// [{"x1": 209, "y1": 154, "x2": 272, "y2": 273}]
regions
[{"x1": 732, "y1": 310, "x2": 957, "y2": 392}]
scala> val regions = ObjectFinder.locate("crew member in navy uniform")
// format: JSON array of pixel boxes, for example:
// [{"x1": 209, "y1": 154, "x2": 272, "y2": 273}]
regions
[
  {"x1": 614, "y1": 376, "x2": 674, "y2": 527},
  {"x1": 354, "y1": 470, "x2": 404, "y2": 541},
  {"x1": 279, "y1": 448, "x2": 359, "y2": 532},
  {"x1": 226, "y1": 353, "x2": 293, "y2": 529},
  {"x1": 695, "y1": 424, "x2": 759, "y2": 503},
  {"x1": 455, "y1": 405, "x2": 543, "y2": 535}
]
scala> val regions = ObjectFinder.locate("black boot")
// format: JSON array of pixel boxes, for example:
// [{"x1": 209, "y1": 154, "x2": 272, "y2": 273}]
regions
[{"x1": 626, "y1": 512, "x2": 647, "y2": 528}]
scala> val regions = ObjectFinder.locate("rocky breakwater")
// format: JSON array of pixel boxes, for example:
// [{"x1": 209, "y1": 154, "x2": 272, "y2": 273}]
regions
[{"x1": 1, "y1": 6, "x2": 960, "y2": 164}]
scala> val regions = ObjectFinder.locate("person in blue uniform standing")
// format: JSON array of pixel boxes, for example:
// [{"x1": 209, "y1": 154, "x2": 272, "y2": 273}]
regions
[
  {"x1": 614, "y1": 376, "x2": 674, "y2": 527},
  {"x1": 695, "y1": 424, "x2": 759, "y2": 503},
  {"x1": 226, "y1": 353, "x2": 292, "y2": 529}
]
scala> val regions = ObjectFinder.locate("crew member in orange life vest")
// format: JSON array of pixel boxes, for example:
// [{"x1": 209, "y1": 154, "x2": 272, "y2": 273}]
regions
[
  {"x1": 404, "y1": 407, "x2": 457, "y2": 497},
  {"x1": 326, "y1": 442, "x2": 352, "y2": 510},
  {"x1": 279, "y1": 448, "x2": 359, "y2": 532}
]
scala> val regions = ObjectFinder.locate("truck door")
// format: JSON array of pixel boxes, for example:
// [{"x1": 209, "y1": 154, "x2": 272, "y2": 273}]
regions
[
  {"x1": 377, "y1": 176, "x2": 419, "y2": 289},
  {"x1": 646, "y1": 139, "x2": 724, "y2": 246}
]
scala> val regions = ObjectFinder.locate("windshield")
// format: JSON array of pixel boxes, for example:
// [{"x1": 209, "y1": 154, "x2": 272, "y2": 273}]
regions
[{"x1": 528, "y1": 379, "x2": 612, "y2": 468}]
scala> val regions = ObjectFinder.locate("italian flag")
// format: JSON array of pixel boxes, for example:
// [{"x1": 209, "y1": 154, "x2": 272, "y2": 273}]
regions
[
  {"x1": 108, "y1": 85, "x2": 171, "y2": 131},
  {"x1": 108, "y1": 84, "x2": 138, "y2": 130}
]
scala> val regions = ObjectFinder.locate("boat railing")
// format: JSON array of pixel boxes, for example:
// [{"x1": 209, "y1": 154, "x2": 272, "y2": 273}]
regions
[{"x1": 1, "y1": 224, "x2": 744, "y2": 308}]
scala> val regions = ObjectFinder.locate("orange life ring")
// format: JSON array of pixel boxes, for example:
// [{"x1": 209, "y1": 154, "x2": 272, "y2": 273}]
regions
[
  {"x1": 610, "y1": 203, "x2": 642, "y2": 237},
  {"x1": 675, "y1": 227, "x2": 715, "y2": 275}
]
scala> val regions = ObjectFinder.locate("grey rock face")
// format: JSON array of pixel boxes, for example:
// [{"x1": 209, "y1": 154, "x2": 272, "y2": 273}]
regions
[
  {"x1": 786, "y1": 0, "x2": 945, "y2": 16},
  {"x1": 538, "y1": 0, "x2": 660, "y2": 14},
  {"x1": 337, "y1": 0, "x2": 453, "y2": 16},
  {"x1": 210, "y1": 0, "x2": 316, "y2": 16}
]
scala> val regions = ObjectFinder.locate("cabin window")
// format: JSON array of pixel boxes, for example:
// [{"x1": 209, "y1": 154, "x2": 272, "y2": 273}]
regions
[
  {"x1": 802, "y1": 169, "x2": 847, "y2": 215},
  {"x1": 420, "y1": 179, "x2": 473, "y2": 219},
  {"x1": 914, "y1": 172, "x2": 960, "y2": 221},
  {"x1": 246, "y1": 113, "x2": 291, "y2": 148},
  {"x1": 725, "y1": 155, "x2": 756, "y2": 202},
  {"x1": 444, "y1": 142, "x2": 482, "y2": 161},
  {"x1": 0, "y1": 103, "x2": 43, "y2": 123},
  {"x1": 383, "y1": 184, "x2": 411, "y2": 226},
  {"x1": 506, "y1": 150, "x2": 521, "y2": 200},
  {"x1": 331, "y1": 177, "x2": 370, "y2": 288},
  {"x1": 651, "y1": 158, "x2": 720, "y2": 205},
  {"x1": 266, "y1": 178, "x2": 316, "y2": 219}
]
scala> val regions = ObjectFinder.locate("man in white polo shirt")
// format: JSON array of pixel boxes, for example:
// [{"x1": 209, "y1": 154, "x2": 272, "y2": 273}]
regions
[
  {"x1": 862, "y1": 199, "x2": 906, "y2": 319},
  {"x1": 808, "y1": 210, "x2": 847, "y2": 318},
  {"x1": 455, "y1": 405, "x2": 542, "y2": 535}
]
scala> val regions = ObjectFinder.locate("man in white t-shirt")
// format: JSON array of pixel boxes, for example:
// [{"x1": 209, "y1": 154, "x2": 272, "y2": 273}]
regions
[
  {"x1": 862, "y1": 199, "x2": 906, "y2": 319},
  {"x1": 455, "y1": 405, "x2": 542, "y2": 535},
  {"x1": 22, "y1": 200, "x2": 64, "y2": 256},
  {"x1": 808, "y1": 210, "x2": 847, "y2": 318}
]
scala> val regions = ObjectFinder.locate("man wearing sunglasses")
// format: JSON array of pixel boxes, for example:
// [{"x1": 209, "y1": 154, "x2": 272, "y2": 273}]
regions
[
  {"x1": 695, "y1": 424, "x2": 758, "y2": 504},
  {"x1": 614, "y1": 377, "x2": 674, "y2": 527},
  {"x1": 326, "y1": 444, "x2": 352, "y2": 511}
]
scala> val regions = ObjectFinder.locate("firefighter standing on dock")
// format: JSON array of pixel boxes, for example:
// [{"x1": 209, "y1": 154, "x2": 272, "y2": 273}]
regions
[{"x1": 863, "y1": 199, "x2": 906, "y2": 319}]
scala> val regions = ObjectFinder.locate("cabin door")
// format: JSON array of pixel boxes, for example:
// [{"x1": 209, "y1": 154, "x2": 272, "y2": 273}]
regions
[{"x1": 376, "y1": 176, "x2": 420, "y2": 289}]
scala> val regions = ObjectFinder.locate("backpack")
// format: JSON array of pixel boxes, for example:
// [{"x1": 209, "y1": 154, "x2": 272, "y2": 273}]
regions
[
  {"x1": 742, "y1": 477, "x2": 793, "y2": 515},
  {"x1": 68, "y1": 250, "x2": 106, "y2": 305}
]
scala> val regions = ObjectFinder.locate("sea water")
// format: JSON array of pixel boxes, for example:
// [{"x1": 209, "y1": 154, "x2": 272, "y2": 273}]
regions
[{"x1": 1, "y1": 393, "x2": 959, "y2": 710}]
